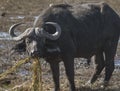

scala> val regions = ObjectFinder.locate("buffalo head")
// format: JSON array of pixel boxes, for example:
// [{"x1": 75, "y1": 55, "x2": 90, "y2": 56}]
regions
[{"x1": 9, "y1": 22, "x2": 61, "y2": 57}]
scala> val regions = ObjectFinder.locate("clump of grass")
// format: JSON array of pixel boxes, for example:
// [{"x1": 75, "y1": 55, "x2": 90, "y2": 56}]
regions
[
  {"x1": 0, "y1": 57, "x2": 31, "y2": 81},
  {"x1": 0, "y1": 57, "x2": 43, "y2": 91},
  {"x1": 30, "y1": 57, "x2": 42, "y2": 91}
]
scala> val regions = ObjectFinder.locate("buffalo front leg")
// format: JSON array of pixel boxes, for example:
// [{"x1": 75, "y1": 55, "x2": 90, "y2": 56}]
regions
[
  {"x1": 89, "y1": 51, "x2": 105, "y2": 84},
  {"x1": 49, "y1": 61, "x2": 60, "y2": 91},
  {"x1": 63, "y1": 56, "x2": 76, "y2": 91}
]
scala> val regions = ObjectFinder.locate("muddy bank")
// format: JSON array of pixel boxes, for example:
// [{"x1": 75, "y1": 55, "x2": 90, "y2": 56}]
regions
[{"x1": 0, "y1": 0, "x2": 120, "y2": 90}]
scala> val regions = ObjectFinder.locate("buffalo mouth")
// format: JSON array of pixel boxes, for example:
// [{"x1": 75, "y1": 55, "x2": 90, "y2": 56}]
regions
[{"x1": 30, "y1": 51, "x2": 42, "y2": 58}]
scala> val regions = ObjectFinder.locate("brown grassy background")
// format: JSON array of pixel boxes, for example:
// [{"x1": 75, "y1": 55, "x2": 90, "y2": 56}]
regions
[
  {"x1": 0, "y1": 0, "x2": 120, "y2": 14},
  {"x1": 0, "y1": 0, "x2": 120, "y2": 32}
]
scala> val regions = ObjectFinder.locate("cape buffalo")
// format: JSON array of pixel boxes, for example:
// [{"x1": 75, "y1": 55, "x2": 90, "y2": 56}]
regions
[{"x1": 9, "y1": 2, "x2": 120, "y2": 91}]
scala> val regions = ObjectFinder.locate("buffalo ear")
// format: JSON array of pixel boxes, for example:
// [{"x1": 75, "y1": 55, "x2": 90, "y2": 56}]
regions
[{"x1": 11, "y1": 40, "x2": 26, "y2": 54}]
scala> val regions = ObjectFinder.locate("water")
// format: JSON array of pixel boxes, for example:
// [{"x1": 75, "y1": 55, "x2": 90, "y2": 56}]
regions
[
  {"x1": 9, "y1": 15, "x2": 38, "y2": 20},
  {"x1": 9, "y1": 15, "x2": 25, "y2": 20},
  {"x1": 115, "y1": 59, "x2": 120, "y2": 69},
  {"x1": 0, "y1": 31, "x2": 22, "y2": 40},
  {"x1": 0, "y1": 32, "x2": 11, "y2": 40},
  {"x1": 34, "y1": 16, "x2": 39, "y2": 19},
  {"x1": 115, "y1": 59, "x2": 120, "y2": 66},
  {"x1": 0, "y1": 32, "x2": 10, "y2": 38}
]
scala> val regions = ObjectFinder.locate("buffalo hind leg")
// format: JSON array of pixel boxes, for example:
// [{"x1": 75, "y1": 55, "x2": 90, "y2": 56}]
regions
[
  {"x1": 63, "y1": 55, "x2": 76, "y2": 91},
  {"x1": 49, "y1": 61, "x2": 60, "y2": 91},
  {"x1": 104, "y1": 39, "x2": 118, "y2": 87},
  {"x1": 88, "y1": 51, "x2": 105, "y2": 84}
]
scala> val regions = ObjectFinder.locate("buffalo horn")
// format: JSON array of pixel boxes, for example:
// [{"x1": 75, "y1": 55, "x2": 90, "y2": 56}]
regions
[
  {"x1": 43, "y1": 22, "x2": 61, "y2": 40},
  {"x1": 9, "y1": 23, "x2": 31, "y2": 41}
]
